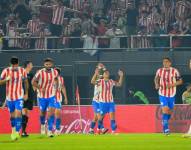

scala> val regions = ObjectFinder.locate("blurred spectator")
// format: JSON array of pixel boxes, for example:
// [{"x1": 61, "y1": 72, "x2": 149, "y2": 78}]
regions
[
  {"x1": 29, "y1": 0, "x2": 41, "y2": 13},
  {"x1": 70, "y1": 22, "x2": 82, "y2": 48},
  {"x1": 181, "y1": 19, "x2": 191, "y2": 47},
  {"x1": 148, "y1": 6, "x2": 162, "y2": 33},
  {"x1": 175, "y1": 0, "x2": 191, "y2": 31},
  {"x1": 6, "y1": 19, "x2": 20, "y2": 49},
  {"x1": 13, "y1": 0, "x2": 31, "y2": 26},
  {"x1": 136, "y1": 25, "x2": 152, "y2": 49},
  {"x1": 117, "y1": 10, "x2": 127, "y2": 35},
  {"x1": 82, "y1": 26, "x2": 98, "y2": 56},
  {"x1": 138, "y1": 11, "x2": 152, "y2": 33},
  {"x1": 169, "y1": 23, "x2": 182, "y2": 49},
  {"x1": 152, "y1": 23, "x2": 167, "y2": 50},
  {"x1": 27, "y1": 13, "x2": 41, "y2": 49},
  {"x1": 106, "y1": 22, "x2": 123, "y2": 49},
  {"x1": 126, "y1": 4, "x2": 138, "y2": 36},
  {"x1": 81, "y1": 13, "x2": 96, "y2": 35},
  {"x1": 108, "y1": 2, "x2": 118, "y2": 23},
  {"x1": 146, "y1": 0, "x2": 161, "y2": 7},
  {"x1": 161, "y1": 0, "x2": 175, "y2": 32},
  {"x1": 35, "y1": 23, "x2": 51, "y2": 49},
  {"x1": 97, "y1": 19, "x2": 108, "y2": 49},
  {"x1": 60, "y1": 19, "x2": 72, "y2": 48},
  {"x1": 0, "y1": 24, "x2": 4, "y2": 51}
]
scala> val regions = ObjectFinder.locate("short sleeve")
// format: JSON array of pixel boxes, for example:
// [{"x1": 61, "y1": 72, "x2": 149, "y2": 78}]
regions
[
  {"x1": 0, "y1": 69, "x2": 7, "y2": 80},
  {"x1": 155, "y1": 69, "x2": 161, "y2": 77},
  {"x1": 34, "y1": 70, "x2": 41, "y2": 81},
  {"x1": 175, "y1": 69, "x2": 181, "y2": 80}
]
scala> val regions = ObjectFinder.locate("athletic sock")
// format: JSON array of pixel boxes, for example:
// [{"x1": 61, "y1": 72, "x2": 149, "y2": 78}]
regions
[
  {"x1": 56, "y1": 118, "x2": 61, "y2": 130},
  {"x1": 48, "y1": 115, "x2": 54, "y2": 131},
  {"x1": 162, "y1": 114, "x2": 169, "y2": 133},
  {"x1": 40, "y1": 116, "x2": 45, "y2": 125},
  {"x1": 22, "y1": 115, "x2": 28, "y2": 133},
  {"x1": 10, "y1": 117, "x2": 15, "y2": 128},
  {"x1": 90, "y1": 121, "x2": 96, "y2": 130},
  {"x1": 98, "y1": 120, "x2": 103, "y2": 130},
  {"x1": 167, "y1": 114, "x2": 171, "y2": 120},
  {"x1": 187, "y1": 124, "x2": 191, "y2": 134},
  {"x1": 110, "y1": 120, "x2": 117, "y2": 131},
  {"x1": 15, "y1": 117, "x2": 22, "y2": 132}
]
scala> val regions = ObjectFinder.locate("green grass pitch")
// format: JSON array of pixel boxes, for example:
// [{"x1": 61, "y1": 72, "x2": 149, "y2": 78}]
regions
[{"x1": 0, "y1": 134, "x2": 190, "y2": 150}]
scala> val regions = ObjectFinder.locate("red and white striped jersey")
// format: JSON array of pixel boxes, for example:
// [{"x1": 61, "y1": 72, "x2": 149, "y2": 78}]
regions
[
  {"x1": 156, "y1": 67, "x2": 181, "y2": 97},
  {"x1": 27, "y1": 19, "x2": 40, "y2": 34},
  {"x1": 97, "y1": 79, "x2": 116, "y2": 103},
  {"x1": 33, "y1": 68, "x2": 58, "y2": 98},
  {"x1": 52, "y1": 5, "x2": 65, "y2": 25},
  {"x1": 0, "y1": 67, "x2": 27, "y2": 101},
  {"x1": 70, "y1": 0, "x2": 82, "y2": 10},
  {"x1": 139, "y1": 15, "x2": 152, "y2": 33},
  {"x1": 146, "y1": 0, "x2": 161, "y2": 7},
  {"x1": 54, "y1": 76, "x2": 65, "y2": 102},
  {"x1": 108, "y1": 9, "x2": 117, "y2": 23},
  {"x1": 6, "y1": 22, "x2": 20, "y2": 48}
]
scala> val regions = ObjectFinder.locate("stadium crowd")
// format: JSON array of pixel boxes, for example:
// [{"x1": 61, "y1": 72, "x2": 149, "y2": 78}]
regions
[{"x1": 0, "y1": 0, "x2": 191, "y2": 53}]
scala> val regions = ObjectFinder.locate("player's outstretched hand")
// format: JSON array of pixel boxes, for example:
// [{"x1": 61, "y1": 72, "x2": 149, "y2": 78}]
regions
[{"x1": 118, "y1": 69, "x2": 124, "y2": 77}]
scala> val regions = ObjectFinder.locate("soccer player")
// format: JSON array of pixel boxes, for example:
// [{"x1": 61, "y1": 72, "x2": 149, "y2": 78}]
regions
[
  {"x1": 92, "y1": 69, "x2": 124, "y2": 134},
  {"x1": 54, "y1": 67, "x2": 68, "y2": 136},
  {"x1": 89, "y1": 63, "x2": 108, "y2": 134},
  {"x1": 154, "y1": 57, "x2": 183, "y2": 135},
  {"x1": 32, "y1": 58, "x2": 58, "y2": 137},
  {"x1": 0, "y1": 57, "x2": 28, "y2": 140},
  {"x1": 21, "y1": 61, "x2": 34, "y2": 137}
]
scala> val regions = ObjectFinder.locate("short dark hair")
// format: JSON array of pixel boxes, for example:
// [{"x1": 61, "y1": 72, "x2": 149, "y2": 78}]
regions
[
  {"x1": 44, "y1": 58, "x2": 54, "y2": 63},
  {"x1": 10, "y1": 56, "x2": 19, "y2": 65},
  {"x1": 163, "y1": 57, "x2": 172, "y2": 62},
  {"x1": 55, "y1": 67, "x2": 61, "y2": 75},
  {"x1": 23, "y1": 60, "x2": 32, "y2": 68}
]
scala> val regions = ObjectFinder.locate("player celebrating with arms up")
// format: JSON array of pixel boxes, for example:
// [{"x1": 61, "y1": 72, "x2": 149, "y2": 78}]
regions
[
  {"x1": 154, "y1": 57, "x2": 183, "y2": 135},
  {"x1": 54, "y1": 67, "x2": 68, "y2": 136},
  {"x1": 92, "y1": 69, "x2": 124, "y2": 134},
  {"x1": 0, "y1": 57, "x2": 28, "y2": 141},
  {"x1": 32, "y1": 58, "x2": 58, "y2": 137},
  {"x1": 89, "y1": 63, "x2": 108, "y2": 134}
]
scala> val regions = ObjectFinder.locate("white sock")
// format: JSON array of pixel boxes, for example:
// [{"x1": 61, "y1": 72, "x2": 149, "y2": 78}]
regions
[{"x1": 187, "y1": 124, "x2": 191, "y2": 134}]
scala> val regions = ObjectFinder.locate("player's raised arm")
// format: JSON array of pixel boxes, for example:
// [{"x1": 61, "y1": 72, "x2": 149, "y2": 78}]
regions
[
  {"x1": 115, "y1": 70, "x2": 124, "y2": 87},
  {"x1": 91, "y1": 68, "x2": 99, "y2": 85}
]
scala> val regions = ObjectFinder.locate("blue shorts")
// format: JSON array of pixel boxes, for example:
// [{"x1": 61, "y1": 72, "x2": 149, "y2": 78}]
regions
[
  {"x1": 6, "y1": 99, "x2": 23, "y2": 113},
  {"x1": 55, "y1": 101, "x2": 62, "y2": 109},
  {"x1": 159, "y1": 95, "x2": 175, "y2": 110},
  {"x1": 99, "y1": 102, "x2": 115, "y2": 115},
  {"x1": 38, "y1": 96, "x2": 56, "y2": 112},
  {"x1": 92, "y1": 101, "x2": 100, "y2": 114}
]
